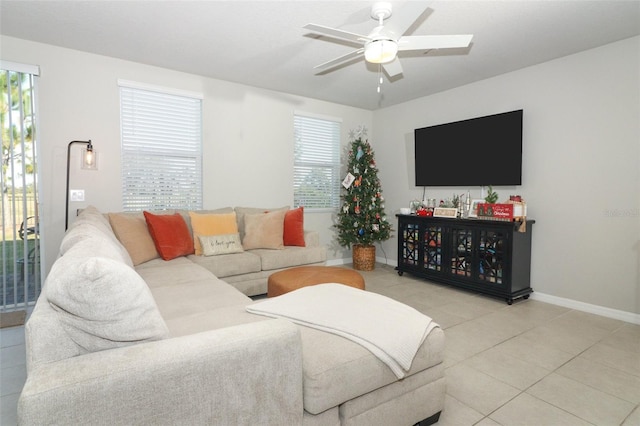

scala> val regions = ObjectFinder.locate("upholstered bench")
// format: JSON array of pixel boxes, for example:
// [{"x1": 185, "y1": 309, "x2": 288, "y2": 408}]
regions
[{"x1": 267, "y1": 265, "x2": 365, "y2": 297}]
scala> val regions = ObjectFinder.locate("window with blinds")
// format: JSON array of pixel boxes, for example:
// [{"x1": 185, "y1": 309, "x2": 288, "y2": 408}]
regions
[
  {"x1": 293, "y1": 113, "x2": 341, "y2": 210},
  {"x1": 119, "y1": 82, "x2": 203, "y2": 211}
]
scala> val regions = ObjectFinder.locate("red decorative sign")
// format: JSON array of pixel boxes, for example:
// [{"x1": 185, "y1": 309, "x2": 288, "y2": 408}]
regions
[{"x1": 477, "y1": 203, "x2": 515, "y2": 220}]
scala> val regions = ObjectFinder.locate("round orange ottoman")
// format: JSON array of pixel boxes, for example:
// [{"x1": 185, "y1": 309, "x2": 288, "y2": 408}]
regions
[{"x1": 267, "y1": 266, "x2": 365, "y2": 297}]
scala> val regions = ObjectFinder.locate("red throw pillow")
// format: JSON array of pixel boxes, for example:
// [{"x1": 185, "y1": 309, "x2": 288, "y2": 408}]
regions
[
  {"x1": 143, "y1": 212, "x2": 194, "y2": 260},
  {"x1": 283, "y1": 207, "x2": 305, "y2": 247}
]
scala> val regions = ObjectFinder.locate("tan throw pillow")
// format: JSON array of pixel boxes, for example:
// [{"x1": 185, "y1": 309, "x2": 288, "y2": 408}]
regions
[
  {"x1": 108, "y1": 213, "x2": 159, "y2": 265},
  {"x1": 189, "y1": 211, "x2": 239, "y2": 256},
  {"x1": 46, "y1": 255, "x2": 170, "y2": 353},
  {"x1": 234, "y1": 206, "x2": 289, "y2": 240},
  {"x1": 198, "y1": 233, "x2": 244, "y2": 256},
  {"x1": 242, "y1": 210, "x2": 286, "y2": 250}
]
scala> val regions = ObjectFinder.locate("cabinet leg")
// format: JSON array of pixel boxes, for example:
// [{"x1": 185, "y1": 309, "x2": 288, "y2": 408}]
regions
[{"x1": 507, "y1": 298, "x2": 513, "y2": 305}]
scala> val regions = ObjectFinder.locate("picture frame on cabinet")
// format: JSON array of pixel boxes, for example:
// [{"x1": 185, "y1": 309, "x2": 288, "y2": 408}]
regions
[
  {"x1": 433, "y1": 207, "x2": 458, "y2": 218},
  {"x1": 468, "y1": 199, "x2": 484, "y2": 218}
]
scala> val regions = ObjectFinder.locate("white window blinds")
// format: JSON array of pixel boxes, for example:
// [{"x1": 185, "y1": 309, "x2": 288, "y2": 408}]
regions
[
  {"x1": 119, "y1": 83, "x2": 203, "y2": 211},
  {"x1": 293, "y1": 113, "x2": 341, "y2": 210}
]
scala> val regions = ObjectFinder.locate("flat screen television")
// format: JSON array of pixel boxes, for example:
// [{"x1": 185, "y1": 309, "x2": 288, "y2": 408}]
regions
[{"x1": 414, "y1": 109, "x2": 523, "y2": 187}]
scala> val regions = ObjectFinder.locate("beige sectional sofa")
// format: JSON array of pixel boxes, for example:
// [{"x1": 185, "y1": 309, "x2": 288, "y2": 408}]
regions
[
  {"x1": 107, "y1": 205, "x2": 327, "y2": 296},
  {"x1": 18, "y1": 206, "x2": 446, "y2": 425}
]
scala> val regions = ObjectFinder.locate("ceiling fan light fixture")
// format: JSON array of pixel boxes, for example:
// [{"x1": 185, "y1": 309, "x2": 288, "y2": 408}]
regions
[{"x1": 364, "y1": 39, "x2": 398, "y2": 64}]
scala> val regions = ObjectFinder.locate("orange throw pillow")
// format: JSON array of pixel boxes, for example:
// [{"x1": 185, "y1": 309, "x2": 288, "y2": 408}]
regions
[
  {"x1": 143, "y1": 212, "x2": 194, "y2": 260},
  {"x1": 284, "y1": 207, "x2": 305, "y2": 247}
]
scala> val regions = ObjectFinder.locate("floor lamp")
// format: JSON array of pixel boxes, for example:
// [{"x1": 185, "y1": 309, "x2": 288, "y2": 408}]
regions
[{"x1": 65, "y1": 140, "x2": 96, "y2": 230}]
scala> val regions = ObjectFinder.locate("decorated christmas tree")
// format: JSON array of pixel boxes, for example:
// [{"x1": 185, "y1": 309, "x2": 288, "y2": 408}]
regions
[{"x1": 335, "y1": 127, "x2": 392, "y2": 253}]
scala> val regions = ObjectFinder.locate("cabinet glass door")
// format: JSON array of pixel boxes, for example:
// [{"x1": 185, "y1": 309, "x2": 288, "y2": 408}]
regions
[
  {"x1": 422, "y1": 226, "x2": 442, "y2": 272},
  {"x1": 478, "y1": 229, "x2": 507, "y2": 285},
  {"x1": 400, "y1": 222, "x2": 420, "y2": 267},
  {"x1": 451, "y1": 228, "x2": 473, "y2": 278}
]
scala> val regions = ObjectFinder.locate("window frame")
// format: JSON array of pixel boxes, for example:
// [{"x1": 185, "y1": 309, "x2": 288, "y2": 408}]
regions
[
  {"x1": 118, "y1": 80, "x2": 203, "y2": 212},
  {"x1": 293, "y1": 112, "x2": 342, "y2": 212}
]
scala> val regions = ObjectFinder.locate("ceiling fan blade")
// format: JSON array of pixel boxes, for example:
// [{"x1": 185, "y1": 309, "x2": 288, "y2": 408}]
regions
[
  {"x1": 398, "y1": 34, "x2": 473, "y2": 51},
  {"x1": 383, "y1": 1, "x2": 432, "y2": 39},
  {"x1": 303, "y1": 23, "x2": 369, "y2": 44},
  {"x1": 314, "y1": 48, "x2": 365, "y2": 73},
  {"x1": 382, "y1": 57, "x2": 403, "y2": 78}
]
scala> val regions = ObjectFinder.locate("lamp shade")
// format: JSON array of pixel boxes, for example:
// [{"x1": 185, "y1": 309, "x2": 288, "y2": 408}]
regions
[
  {"x1": 81, "y1": 147, "x2": 98, "y2": 170},
  {"x1": 364, "y1": 39, "x2": 398, "y2": 64}
]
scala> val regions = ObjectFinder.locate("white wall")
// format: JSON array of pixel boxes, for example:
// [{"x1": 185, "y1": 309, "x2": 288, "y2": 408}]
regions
[
  {"x1": 373, "y1": 36, "x2": 640, "y2": 315},
  {"x1": 0, "y1": 36, "x2": 368, "y2": 275}
]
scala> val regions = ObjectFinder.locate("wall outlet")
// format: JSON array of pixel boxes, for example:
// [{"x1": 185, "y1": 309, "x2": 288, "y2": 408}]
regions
[{"x1": 70, "y1": 189, "x2": 85, "y2": 202}]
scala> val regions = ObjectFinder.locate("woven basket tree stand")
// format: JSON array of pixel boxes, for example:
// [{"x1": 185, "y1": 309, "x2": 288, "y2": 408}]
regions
[{"x1": 352, "y1": 244, "x2": 376, "y2": 271}]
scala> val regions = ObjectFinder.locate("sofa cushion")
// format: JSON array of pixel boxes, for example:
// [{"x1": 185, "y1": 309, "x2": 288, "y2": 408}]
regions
[
  {"x1": 134, "y1": 258, "x2": 253, "y2": 322},
  {"x1": 242, "y1": 210, "x2": 286, "y2": 250},
  {"x1": 45, "y1": 255, "x2": 170, "y2": 354},
  {"x1": 284, "y1": 207, "x2": 305, "y2": 247},
  {"x1": 144, "y1": 211, "x2": 195, "y2": 260},
  {"x1": 199, "y1": 233, "x2": 244, "y2": 256},
  {"x1": 108, "y1": 212, "x2": 159, "y2": 265},
  {"x1": 189, "y1": 211, "x2": 238, "y2": 255},
  {"x1": 298, "y1": 325, "x2": 445, "y2": 414},
  {"x1": 188, "y1": 251, "x2": 262, "y2": 278},
  {"x1": 250, "y1": 246, "x2": 327, "y2": 271},
  {"x1": 235, "y1": 206, "x2": 289, "y2": 240}
]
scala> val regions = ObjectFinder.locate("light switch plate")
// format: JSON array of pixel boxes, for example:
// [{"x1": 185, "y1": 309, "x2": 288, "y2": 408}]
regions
[{"x1": 70, "y1": 189, "x2": 85, "y2": 202}]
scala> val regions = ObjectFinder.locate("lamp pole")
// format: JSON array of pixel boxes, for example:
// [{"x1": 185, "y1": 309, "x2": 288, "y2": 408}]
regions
[{"x1": 65, "y1": 140, "x2": 93, "y2": 230}]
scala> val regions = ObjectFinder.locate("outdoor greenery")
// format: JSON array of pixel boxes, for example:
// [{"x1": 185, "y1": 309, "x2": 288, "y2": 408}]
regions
[
  {"x1": 0, "y1": 238, "x2": 37, "y2": 275},
  {"x1": 1, "y1": 68, "x2": 40, "y2": 306},
  {"x1": 1, "y1": 71, "x2": 36, "y2": 191}
]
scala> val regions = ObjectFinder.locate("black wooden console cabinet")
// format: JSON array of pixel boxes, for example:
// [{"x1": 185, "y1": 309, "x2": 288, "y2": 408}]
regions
[{"x1": 396, "y1": 214, "x2": 534, "y2": 304}]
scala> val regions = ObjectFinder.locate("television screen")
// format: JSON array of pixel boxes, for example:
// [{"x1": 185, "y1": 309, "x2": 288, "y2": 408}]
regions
[{"x1": 414, "y1": 110, "x2": 523, "y2": 187}]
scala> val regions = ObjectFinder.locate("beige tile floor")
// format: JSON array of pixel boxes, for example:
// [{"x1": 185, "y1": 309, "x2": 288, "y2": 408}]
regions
[{"x1": 1, "y1": 264, "x2": 639, "y2": 425}]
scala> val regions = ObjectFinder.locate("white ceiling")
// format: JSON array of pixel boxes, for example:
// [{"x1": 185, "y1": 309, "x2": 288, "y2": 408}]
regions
[{"x1": 1, "y1": 1, "x2": 639, "y2": 110}]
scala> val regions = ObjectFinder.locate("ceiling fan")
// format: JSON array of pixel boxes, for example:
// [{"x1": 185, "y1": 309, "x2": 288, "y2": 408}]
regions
[{"x1": 303, "y1": 1, "x2": 473, "y2": 78}]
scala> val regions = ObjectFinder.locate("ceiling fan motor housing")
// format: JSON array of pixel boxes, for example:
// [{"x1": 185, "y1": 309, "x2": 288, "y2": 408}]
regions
[{"x1": 371, "y1": 2, "x2": 393, "y2": 21}]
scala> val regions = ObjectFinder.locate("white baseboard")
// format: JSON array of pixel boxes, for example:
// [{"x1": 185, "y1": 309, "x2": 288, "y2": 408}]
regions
[
  {"x1": 531, "y1": 292, "x2": 640, "y2": 325},
  {"x1": 326, "y1": 257, "x2": 397, "y2": 267},
  {"x1": 326, "y1": 258, "x2": 639, "y2": 325}
]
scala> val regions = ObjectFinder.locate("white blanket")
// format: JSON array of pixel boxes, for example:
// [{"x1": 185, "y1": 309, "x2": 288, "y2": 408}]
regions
[{"x1": 246, "y1": 283, "x2": 439, "y2": 379}]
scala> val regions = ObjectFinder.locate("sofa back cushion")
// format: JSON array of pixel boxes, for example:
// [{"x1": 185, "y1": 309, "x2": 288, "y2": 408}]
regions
[
  {"x1": 45, "y1": 253, "x2": 170, "y2": 353},
  {"x1": 65, "y1": 206, "x2": 133, "y2": 267},
  {"x1": 60, "y1": 222, "x2": 134, "y2": 266}
]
